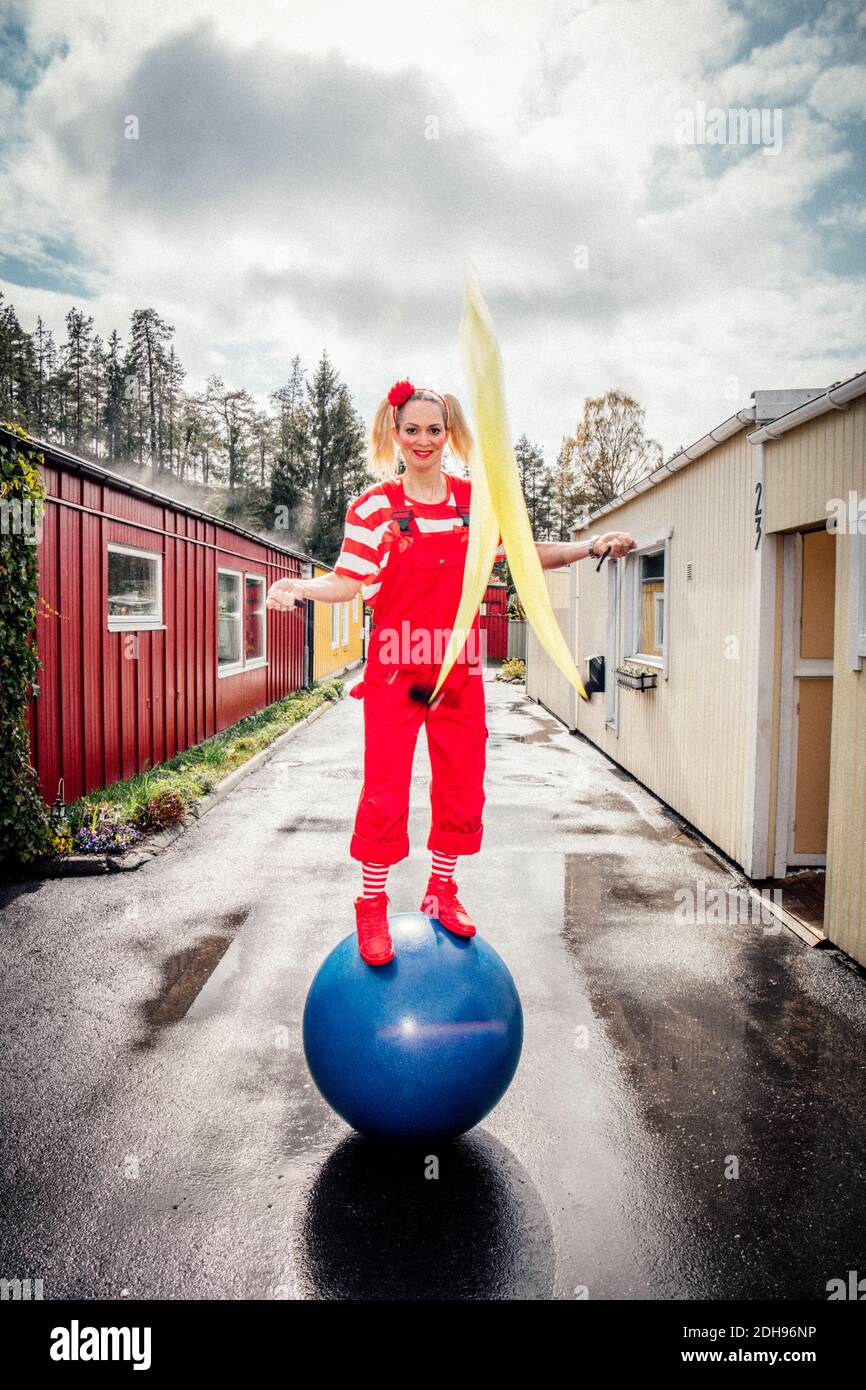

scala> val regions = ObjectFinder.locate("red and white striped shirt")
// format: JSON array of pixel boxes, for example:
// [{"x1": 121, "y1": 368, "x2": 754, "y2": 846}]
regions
[{"x1": 334, "y1": 474, "x2": 506, "y2": 609}]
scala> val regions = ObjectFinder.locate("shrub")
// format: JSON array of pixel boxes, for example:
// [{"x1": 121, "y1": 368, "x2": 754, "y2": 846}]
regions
[
  {"x1": 0, "y1": 424, "x2": 55, "y2": 865},
  {"x1": 136, "y1": 786, "x2": 189, "y2": 832},
  {"x1": 497, "y1": 657, "x2": 526, "y2": 683}
]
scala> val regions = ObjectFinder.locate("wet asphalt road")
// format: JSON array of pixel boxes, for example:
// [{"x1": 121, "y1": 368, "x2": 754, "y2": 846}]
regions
[{"x1": 2, "y1": 673, "x2": 866, "y2": 1301}]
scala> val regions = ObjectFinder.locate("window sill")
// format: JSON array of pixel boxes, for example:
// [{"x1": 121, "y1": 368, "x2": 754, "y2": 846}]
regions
[
  {"x1": 218, "y1": 660, "x2": 269, "y2": 679},
  {"x1": 108, "y1": 621, "x2": 166, "y2": 632}
]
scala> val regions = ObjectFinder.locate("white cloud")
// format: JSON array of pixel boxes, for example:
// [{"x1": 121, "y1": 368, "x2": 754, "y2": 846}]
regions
[
  {"x1": 0, "y1": 0, "x2": 864, "y2": 460},
  {"x1": 809, "y1": 64, "x2": 866, "y2": 120}
]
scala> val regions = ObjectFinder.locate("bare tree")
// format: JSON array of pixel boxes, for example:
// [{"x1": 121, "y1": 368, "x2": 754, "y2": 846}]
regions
[{"x1": 565, "y1": 389, "x2": 662, "y2": 509}]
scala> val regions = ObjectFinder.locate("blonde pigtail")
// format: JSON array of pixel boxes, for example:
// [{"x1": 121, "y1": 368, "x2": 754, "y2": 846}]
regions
[
  {"x1": 367, "y1": 397, "x2": 402, "y2": 479},
  {"x1": 440, "y1": 393, "x2": 474, "y2": 469}
]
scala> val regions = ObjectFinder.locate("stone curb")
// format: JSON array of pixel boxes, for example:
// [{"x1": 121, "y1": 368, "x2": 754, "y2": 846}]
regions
[{"x1": 10, "y1": 670, "x2": 363, "y2": 882}]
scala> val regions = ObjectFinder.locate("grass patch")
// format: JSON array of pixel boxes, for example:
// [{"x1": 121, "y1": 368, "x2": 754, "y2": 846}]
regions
[{"x1": 62, "y1": 678, "x2": 344, "y2": 852}]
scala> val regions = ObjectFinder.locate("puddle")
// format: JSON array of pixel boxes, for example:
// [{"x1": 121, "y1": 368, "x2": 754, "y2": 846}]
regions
[
  {"x1": 500, "y1": 774, "x2": 555, "y2": 786},
  {"x1": 488, "y1": 727, "x2": 556, "y2": 747},
  {"x1": 134, "y1": 908, "x2": 248, "y2": 1049},
  {"x1": 280, "y1": 816, "x2": 343, "y2": 834}
]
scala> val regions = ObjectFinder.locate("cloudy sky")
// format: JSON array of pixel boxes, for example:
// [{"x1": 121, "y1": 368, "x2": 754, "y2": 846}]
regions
[{"x1": 1, "y1": 0, "x2": 864, "y2": 461}]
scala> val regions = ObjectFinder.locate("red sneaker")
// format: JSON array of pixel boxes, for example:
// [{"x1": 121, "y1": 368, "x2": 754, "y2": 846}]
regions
[
  {"x1": 420, "y1": 876, "x2": 477, "y2": 937},
  {"x1": 354, "y1": 893, "x2": 396, "y2": 966}
]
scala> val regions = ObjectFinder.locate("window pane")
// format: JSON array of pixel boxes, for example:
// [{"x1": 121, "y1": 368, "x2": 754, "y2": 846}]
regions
[
  {"x1": 108, "y1": 549, "x2": 158, "y2": 618},
  {"x1": 218, "y1": 573, "x2": 241, "y2": 665},
  {"x1": 640, "y1": 550, "x2": 664, "y2": 656},
  {"x1": 245, "y1": 576, "x2": 264, "y2": 660}
]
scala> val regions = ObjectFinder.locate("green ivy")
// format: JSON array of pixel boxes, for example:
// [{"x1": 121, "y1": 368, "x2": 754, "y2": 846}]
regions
[{"x1": 0, "y1": 422, "x2": 54, "y2": 865}]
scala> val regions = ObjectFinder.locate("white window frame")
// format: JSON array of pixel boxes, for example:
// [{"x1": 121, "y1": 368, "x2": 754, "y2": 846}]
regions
[
  {"x1": 353, "y1": 593, "x2": 360, "y2": 622},
  {"x1": 621, "y1": 527, "x2": 672, "y2": 676},
  {"x1": 217, "y1": 566, "x2": 269, "y2": 678},
  {"x1": 332, "y1": 598, "x2": 351, "y2": 649},
  {"x1": 244, "y1": 573, "x2": 268, "y2": 671},
  {"x1": 107, "y1": 541, "x2": 165, "y2": 632},
  {"x1": 848, "y1": 529, "x2": 866, "y2": 670}
]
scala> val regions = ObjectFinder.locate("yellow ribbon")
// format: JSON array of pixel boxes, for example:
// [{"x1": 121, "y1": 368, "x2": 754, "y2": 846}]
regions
[{"x1": 428, "y1": 258, "x2": 589, "y2": 704}]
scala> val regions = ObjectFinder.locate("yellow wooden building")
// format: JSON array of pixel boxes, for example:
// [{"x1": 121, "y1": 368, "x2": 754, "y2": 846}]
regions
[
  {"x1": 310, "y1": 561, "x2": 366, "y2": 681},
  {"x1": 527, "y1": 369, "x2": 866, "y2": 966}
]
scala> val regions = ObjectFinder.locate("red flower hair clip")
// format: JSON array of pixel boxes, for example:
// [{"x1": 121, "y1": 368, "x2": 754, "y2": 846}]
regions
[{"x1": 388, "y1": 379, "x2": 416, "y2": 408}]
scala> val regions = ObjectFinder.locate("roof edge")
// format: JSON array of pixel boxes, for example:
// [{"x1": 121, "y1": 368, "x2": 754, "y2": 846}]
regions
[
  {"x1": 572, "y1": 404, "x2": 755, "y2": 532},
  {"x1": 747, "y1": 369, "x2": 866, "y2": 444}
]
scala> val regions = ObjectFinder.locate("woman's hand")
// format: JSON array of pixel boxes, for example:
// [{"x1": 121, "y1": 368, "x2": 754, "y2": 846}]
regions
[
  {"x1": 596, "y1": 531, "x2": 637, "y2": 559},
  {"x1": 266, "y1": 578, "x2": 308, "y2": 611}
]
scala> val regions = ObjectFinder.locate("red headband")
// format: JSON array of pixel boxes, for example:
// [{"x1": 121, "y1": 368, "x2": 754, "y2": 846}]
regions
[{"x1": 387, "y1": 378, "x2": 450, "y2": 429}]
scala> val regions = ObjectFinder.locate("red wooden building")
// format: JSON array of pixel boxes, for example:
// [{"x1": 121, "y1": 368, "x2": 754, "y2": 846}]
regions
[
  {"x1": 7, "y1": 426, "x2": 513, "y2": 810},
  {"x1": 480, "y1": 580, "x2": 509, "y2": 659},
  {"x1": 5, "y1": 426, "x2": 318, "y2": 808}
]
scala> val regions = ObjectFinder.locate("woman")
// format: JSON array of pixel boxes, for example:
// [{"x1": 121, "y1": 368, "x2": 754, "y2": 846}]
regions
[{"x1": 266, "y1": 379, "x2": 635, "y2": 966}]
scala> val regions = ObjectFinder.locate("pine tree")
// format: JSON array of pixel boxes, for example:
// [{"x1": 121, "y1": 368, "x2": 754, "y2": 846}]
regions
[
  {"x1": 514, "y1": 434, "x2": 548, "y2": 533},
  {"x1": 104, "y1": 331, "x2": 125, "y2": 465},
  {"x1": 163, "y1": 345, "x2": 186, "y2": 474},
  {"x1": 32, "y1": 317, "x2": 53, "y2": 434},
  {"x1": 0, "y1": 292, "x2": 37, "y2": 424},
  {"x1": 129, "y1": 308, "x2": 174, "y2": 468},
  {"x1": 266, "y1": 355, "x2": 311, "y2": 537},
  {"x1": 202, "y1": 374, "x2": 257, "y2": 500},
  {"x1": 63, "y1": 307, "x2": 95, "y2": 449},
  {"x1": 89, "y1": 334, "x2": 105, "y2": 457},
  {"x1": 549, "y1": 438, "x2": 588, "y2": 540},
  {"x1": 304, "y1": 351, "x2": 368, "y2": 562}
]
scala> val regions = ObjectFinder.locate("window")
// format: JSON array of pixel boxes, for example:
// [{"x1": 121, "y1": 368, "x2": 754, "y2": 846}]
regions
[
  {"x1": 107, "y1": 543, "x2": 163, "y2": 631},
  {"x1": 353, "y1": 593, "x2": 359, "y2": 622},
  {"x1": 218, "y1": 567, "x2": 268, "y2": 676},
  {"x1": 331, "y1": 600, "x2": 350, "y2": 648},
  {"x1": 623, "y1": 530, "x2": 671, "y2": 671},
  {"x1": 218, "y1": 570, "x2": 242, "y2": 669},
  {"x1": 245, "y1": 575, "x2": 265, "y2": 663},
  {"x1": 637, "y1": 550, "x2": 665, "y2": 656}
]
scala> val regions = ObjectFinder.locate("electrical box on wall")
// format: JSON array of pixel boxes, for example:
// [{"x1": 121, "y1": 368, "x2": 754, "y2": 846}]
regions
[{"x1": 584, "y1": 654, "x2": 605, "y2": 696}]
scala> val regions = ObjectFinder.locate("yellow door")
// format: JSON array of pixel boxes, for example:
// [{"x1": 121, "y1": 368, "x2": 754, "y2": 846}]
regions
[{"x1": 790, "y1": 528, "x2": 834, "y2": 860}]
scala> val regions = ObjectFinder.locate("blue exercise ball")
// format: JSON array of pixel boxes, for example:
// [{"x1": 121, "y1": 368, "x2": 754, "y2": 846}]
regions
[{"x1": 303, "y1": 911, "x2": 523, "y2": 1144}]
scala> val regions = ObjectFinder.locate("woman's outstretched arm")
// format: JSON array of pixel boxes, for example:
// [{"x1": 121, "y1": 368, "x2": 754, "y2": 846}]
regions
[
  {"x1": 535, "y1": 531, "x2": 637, "y2": 570},
  {"x1": 534, "y1": 539, "x2": 596, "y2": 570},
  {"x1": 266, "y1": 572, "x2": 362, "y2": 609}
]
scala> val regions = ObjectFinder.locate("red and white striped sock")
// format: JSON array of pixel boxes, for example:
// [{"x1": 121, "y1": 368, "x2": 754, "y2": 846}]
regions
[
  {"x1": 430, "y1": 851, "x2": 458, "y2": 884},
  {"x1": 361, "y1": 861, "x2": 390, "y2": 899}
]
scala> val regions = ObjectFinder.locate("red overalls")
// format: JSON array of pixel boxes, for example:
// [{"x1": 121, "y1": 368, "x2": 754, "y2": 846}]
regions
[{"x1": 349, "y1": 476, "x2": 488, "y2": 866}]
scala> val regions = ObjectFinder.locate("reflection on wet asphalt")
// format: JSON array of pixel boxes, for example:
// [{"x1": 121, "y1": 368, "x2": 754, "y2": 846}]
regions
[{"x1": 1, "y1": 676, "x2": 865, "y2": 1299}]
